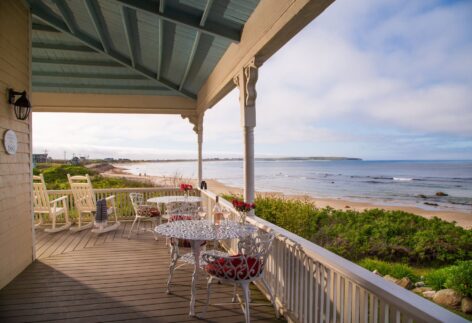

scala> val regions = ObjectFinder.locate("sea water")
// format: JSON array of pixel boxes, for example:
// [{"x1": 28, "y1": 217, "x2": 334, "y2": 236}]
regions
[{"x1": 123, "y1": 160, "x2": 472, "y2": 212}]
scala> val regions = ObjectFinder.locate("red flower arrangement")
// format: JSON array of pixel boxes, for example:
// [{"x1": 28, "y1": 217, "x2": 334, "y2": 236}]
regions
[
  {"x1": 180, "y1": 183, "x2": 193, "y2": 192},
  {"x1": 232, "y1": 199, "x2": 255, "y2": 212}
]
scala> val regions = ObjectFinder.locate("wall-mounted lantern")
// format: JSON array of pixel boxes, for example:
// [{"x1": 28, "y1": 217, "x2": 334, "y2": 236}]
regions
[{"x1": 7, "y1": 88, "x2": 32, "y2": 120}]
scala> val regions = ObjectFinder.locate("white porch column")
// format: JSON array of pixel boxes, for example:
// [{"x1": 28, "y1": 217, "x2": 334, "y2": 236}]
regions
[
  {"x1": 197, "y1": 118, "x2": 203, "y2": 185},
  {"x1": 234, "y1": 58, "x2": 261, "y2": 209}
]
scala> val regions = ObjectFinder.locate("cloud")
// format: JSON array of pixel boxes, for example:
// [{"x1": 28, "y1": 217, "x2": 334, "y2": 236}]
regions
[{"x1": 33, "y1": 0, "x2": 472, "y2": 160}]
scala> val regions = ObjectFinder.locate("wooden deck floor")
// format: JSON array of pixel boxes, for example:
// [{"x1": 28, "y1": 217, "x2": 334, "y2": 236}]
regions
[{"x1": 0, "y1": 221, "x2": 280, "y2": 322}]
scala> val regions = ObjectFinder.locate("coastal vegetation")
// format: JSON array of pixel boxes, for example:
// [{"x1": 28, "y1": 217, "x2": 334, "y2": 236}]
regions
[
  {"x1": 251, "y1": 195, "x2": 471, "y2": 266},
  {"x1": 224, "y1": 194, "x2": 472, "y2": 315},
  {"x1": 33, "y1": 164, "x2": 153, "y2": 189}
]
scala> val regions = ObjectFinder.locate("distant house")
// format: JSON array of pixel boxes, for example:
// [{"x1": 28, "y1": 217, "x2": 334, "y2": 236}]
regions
[
  {"x1": 32, "y1": 154, "x2": 48, "y2": 164},
  {"x1": 70, "y1": 157, "x2": 81, "y2": 165},
  {"x1": 104, "y1": 158, "x2": 114, "y2": 162}
]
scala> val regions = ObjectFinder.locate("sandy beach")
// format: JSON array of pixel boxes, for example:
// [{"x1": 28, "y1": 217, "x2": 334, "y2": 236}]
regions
[{"x1": 101, "y1": 164, "x2": 472, "y2": 229}]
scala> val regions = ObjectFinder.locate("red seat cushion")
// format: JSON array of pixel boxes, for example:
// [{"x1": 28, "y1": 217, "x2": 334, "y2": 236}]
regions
[
  {"x1": 137, "y1": 205, "x2": 160, "y2": 217},
  {"x1": 169, "y1": 214, "x2": 193, "y2": 222},
  {"x1": 205, "y1": 255, "x2": 261, "y2": 280}
]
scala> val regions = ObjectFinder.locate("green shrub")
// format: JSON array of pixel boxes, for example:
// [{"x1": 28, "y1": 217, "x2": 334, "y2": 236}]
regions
[
  {"x1": 358, "y1": 258, "x2": 418, "y2": 281},
  {"x1": 446, "y1": 261, "x2": 472, "y2": 297},
  {"x1": 425, "y1": 266, "x2": 455, "y2": 290},
  {"x1": 33, "y1": 164, "x2": 153, "y2": 189},
  {"x1": 233, "y1": 195, "x2": 472, "y2": 266}
]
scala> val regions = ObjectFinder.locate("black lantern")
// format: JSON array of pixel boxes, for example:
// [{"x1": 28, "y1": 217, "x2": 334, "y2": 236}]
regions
[{"x1": 8, "y1": 89, "x2": 32, "y2": 120}]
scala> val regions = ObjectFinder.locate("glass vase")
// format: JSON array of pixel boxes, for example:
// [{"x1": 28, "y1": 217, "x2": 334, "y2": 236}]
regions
[{"x1": 239, "y1": 211, "x2": 247, "y2": 224}]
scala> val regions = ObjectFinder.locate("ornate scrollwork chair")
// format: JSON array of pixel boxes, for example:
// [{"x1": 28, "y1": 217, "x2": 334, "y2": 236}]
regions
[
  {"x1": 202, "y1": 231, "x2": 276, "y2": 323},
  {"x1": 128, "y1": 192, "x2": 161, "y2": 240}
]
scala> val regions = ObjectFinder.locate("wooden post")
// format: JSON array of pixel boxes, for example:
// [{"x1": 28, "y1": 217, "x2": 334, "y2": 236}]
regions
[
  {"x1": 233, "y1": 57, "x2": 261, "y2": 214},
  {"x1": 197, "y1": 117, "x2": 203, "y2": 185}
]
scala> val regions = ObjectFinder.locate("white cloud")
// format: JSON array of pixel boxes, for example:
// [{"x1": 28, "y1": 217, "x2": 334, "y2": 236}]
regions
[{"x1": 33, "y1": 0, "x2": 472, "y2": 160}]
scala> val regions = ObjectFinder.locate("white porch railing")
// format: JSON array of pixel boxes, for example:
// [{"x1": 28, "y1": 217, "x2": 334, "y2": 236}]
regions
[
  {"x1": 43, "y1": 186, "x2": 467, "y2": 322},
  {"x1": 46, "y1": 187, "x2": 200, "y2": 219},
  {"x1": 199, "y1": 189, "x2": 468, "y2": 323}
]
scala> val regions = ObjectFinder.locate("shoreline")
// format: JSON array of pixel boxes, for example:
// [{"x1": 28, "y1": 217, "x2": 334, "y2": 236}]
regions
[{"x1": 103, "y1": 164, "x2": 472, "y2": 229}]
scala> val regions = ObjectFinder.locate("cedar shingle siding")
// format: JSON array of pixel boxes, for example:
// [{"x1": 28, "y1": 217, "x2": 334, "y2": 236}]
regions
[{"x1": 0, "y1": 0, "x2": 33, "y2": 289}]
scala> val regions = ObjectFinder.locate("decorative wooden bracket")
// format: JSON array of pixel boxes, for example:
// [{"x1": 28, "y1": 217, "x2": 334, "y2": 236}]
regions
[
  {"x1": 181, "y1": 112, "x2": 203, "y2": 134},
  {"x1": 233, "y1": 57, "x2": 262, "y2": 127}
]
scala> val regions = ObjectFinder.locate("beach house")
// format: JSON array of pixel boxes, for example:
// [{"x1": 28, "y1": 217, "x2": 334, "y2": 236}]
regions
[{"x1": 0, "y1": 0, "x2": 467, "y2": 321}]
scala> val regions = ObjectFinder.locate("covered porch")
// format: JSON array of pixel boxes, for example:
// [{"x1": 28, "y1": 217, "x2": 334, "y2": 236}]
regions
[
  {"x1": 0, "y1": 0, "x2": 468, "y2": 322},
  {"x1": 0, "y1": 222, "x2": 277, "y2": 322}
]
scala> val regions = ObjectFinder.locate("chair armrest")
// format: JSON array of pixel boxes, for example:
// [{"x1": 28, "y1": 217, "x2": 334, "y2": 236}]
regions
[{"x1": 50, "y1": 196, "x2": 68, "y2": 204}]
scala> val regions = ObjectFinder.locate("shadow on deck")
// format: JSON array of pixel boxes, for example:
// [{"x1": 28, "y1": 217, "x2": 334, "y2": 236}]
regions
[{"x1": 0, "y1": 222, "x2": 280, "y2": 322}]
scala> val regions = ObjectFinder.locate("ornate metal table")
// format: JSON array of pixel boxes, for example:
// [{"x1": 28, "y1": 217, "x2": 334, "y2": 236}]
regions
[
  {"x1": 147, "y1": 195, "x2": 202, "y2": 204},
  {"x1": 155, "y1": 220, "x2": 257, "y2": 316}
]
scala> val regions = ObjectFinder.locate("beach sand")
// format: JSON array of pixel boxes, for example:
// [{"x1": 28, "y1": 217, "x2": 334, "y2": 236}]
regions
[{"x1": 101, "y1": 164, "x2": 472, "y2": 229}]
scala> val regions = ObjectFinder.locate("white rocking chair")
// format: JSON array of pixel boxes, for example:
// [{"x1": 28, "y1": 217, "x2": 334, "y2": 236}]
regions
[
  {"x1": 67, "y1": 174, "x2": 120, "y2": 234},
  {"x1": 33, "y1": 174, "x2": 72, "y2": 233}
]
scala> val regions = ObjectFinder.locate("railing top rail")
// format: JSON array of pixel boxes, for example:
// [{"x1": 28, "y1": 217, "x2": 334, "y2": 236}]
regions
[
  {"x1": 198, "y1": 188, "x2": 468, "y2": 323},
  {"x1": 47, "y1": 187, "x2": 185, "y2": 194}
]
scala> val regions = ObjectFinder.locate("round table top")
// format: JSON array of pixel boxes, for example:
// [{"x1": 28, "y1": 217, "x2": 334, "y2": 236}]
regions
[
  {"x1": 155, "y1": 220, "x2": 257, "y2": 241},
  {"x1": 147, "y1": 195, "x2": 202, "y2": 204}
]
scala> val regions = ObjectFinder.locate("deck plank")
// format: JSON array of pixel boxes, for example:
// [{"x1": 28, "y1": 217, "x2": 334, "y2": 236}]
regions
[{"x1": 0, "y1": 223, "x2": 280, "y2": 322}]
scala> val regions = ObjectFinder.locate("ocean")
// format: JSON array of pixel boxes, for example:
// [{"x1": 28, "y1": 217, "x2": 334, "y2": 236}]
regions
[{"x1": 122, "y1": 160, "x2": 472, "y2": 213}]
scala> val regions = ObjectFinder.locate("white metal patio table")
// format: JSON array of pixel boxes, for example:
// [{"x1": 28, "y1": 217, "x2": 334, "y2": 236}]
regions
[{"x1": 155, "y1": 220, "x2": 257, "y2": 316}]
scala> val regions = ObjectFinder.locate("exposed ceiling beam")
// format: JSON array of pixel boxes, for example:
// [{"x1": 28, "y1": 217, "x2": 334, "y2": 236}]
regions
[
  {"x1": 121, "y1": 6, "x2": 140, "y2": 68},
  {"x1": 32, "y1": 57, "x2": 123, "y2": 67},
  {"x1": 32, "y1": 22, "x2": 60, "y2": 32},
  {"x1": 200, "y1": 0, "x2": 214, "y2": 27},
  {"x1": 32, "y1": 93, "x2": 196, "y2": 114},
  {"x1": 157, "y1": 7, "x2": 164, "y2": 79},
  {"x1": 179, "y1": 33, "x2": 200, "y2": 91},
  {"x1": 116, "y1": 0, "x2": 240, "y2": 43},
  {"x1": 32, "y1": 42, "x2": 97, "y2": 52},
  {"x1": 84, "y1": 0, "x2": 112, "y2": 53},
  {"x1": 33, "y1": 71, "x2": 146, "y2": 80},
  {"x1": 33, "y1": 83, "x2": 167, "y2": 91},
  {"x1": 29, "y1": 0, "x2": 196, "y2": 99},
  {"x1": 52, "y1": 0, "x2": 80, "y2": 34},
  {"x1": 179, "y1": 0, "x2": 214, "y2": 91}
]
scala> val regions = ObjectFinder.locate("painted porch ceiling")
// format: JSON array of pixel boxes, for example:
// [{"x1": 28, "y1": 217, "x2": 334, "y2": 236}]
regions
[{"x1": 28, "y1": 0, "x2": 260, "y2": 99}]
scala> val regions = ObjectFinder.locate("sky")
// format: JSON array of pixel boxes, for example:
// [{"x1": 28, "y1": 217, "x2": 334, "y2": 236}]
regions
[{"x1": 33, "y1": 0, "x2": 472, "y2": 161}]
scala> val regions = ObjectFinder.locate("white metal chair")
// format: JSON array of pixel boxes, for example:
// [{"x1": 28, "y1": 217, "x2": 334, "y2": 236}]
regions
[
  {"x1": 33, "y1": 174, "x2": 72, "y2": 233},
  {"x1": 128, "y1": 193, "x2": 161, "y2": 240},
  {"x1": 68, "y1": 174, "x2": 120, "y2": 233},
  {"x1": 164, "y1": 201, "x2": 199, "y2": 219},
  {"x1": 202, "y1": 231, "x2": 276, "y2": 323}
]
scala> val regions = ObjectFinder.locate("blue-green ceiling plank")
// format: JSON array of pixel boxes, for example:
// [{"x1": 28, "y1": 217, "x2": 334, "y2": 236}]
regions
[
  {"x1": 121, "y1": 6, "x2": 140, "y2": 68},
  {"x1": 32, "y1": 57, "x2": 123, "y2": 67},
  {"x1": 33, "y1": 82, "x2": 168, "y2": 91},
  {"x1": 84, "y1": 0, "x2": 112, "y2": 53},
  {"x1": 32, "y1": 42, "x2": 97, "y2": 52},
  {"x1": 33, "y1": 71, "x2": 146, "y2": 80},
  {"x1": 116, "y1": 0, "x2": 240, "y2": 43},
  {"x1": 30, "y1": 0, "x2": 195, "y2": 99},
  {"x1": 52, "y1": 0, "x2": 80, "y2": 34},
  {"x1": 32, "y1": 22, "x2": 60, "y2": 33}
]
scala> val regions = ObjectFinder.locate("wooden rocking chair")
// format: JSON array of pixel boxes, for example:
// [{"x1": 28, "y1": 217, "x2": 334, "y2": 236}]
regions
[
  {"x1": 33, "y1": 174, "x2": 72, "y2": 233},
  {"x1": 67, "y1": 174, "x2": 120, "y2": 234}
]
